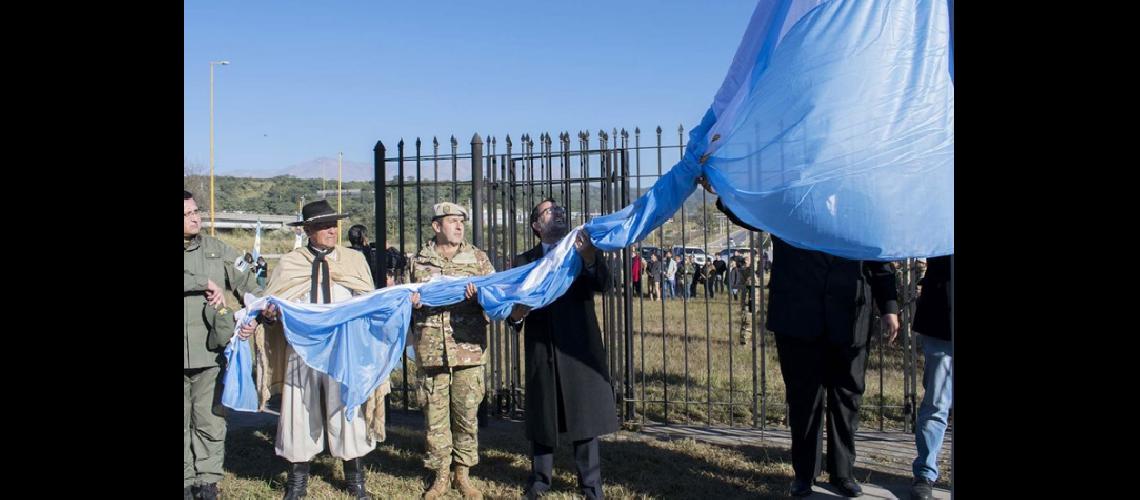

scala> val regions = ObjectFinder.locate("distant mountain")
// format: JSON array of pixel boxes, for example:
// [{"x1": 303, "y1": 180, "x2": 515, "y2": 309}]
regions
[
  {"x1": 223, "y1": 157, "x2": 373, "y2": 181},
  {"x1": 222, "y1": 156, "x2": 476, "y2": 181}
]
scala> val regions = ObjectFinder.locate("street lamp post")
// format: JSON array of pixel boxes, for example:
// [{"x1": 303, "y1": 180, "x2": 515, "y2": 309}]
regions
[
  {"x1": 337, "y1": 151, "x2": 343, "y2": 245},
  {"x1": 209, "y1": 60, "x2": 230, "y2": 236}
]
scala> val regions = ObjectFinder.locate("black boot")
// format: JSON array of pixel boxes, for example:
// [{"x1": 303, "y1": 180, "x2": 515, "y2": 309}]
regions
[
  {"x1": 343, "y1": 458, "x2": 372, "y2": 500},
  {"x1": 282, "y1": 462, "x2": 310, "y2": 500},
  {"x1": 197, "y1": 482, "x2": 219, "y2": 500}
]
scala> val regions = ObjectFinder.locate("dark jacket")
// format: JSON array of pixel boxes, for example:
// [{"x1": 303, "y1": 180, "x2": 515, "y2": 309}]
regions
[
  {"x1": 512, "y1": 244, "x2": 619, "y2": 446},
  {"x1": 728, "y1": 266, "x2": 743, "y2": 289},
  {"x1": 912, "y1": 255, "x2": 951, "y2": 341},
  {"x1": 350, "y1": 243, "x2": 376, "y2": 278},
  {"x1": 714, "y1": 259, "x2": 727, "y2": 277},
  {"x1": 715, "y1": 199, "x2": 898, "y2": 347},
  {"x1": 646, "y1": 260, "x2": 661, "y2": 280}
]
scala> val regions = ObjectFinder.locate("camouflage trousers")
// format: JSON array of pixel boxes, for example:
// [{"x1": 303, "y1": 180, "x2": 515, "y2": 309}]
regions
[{"x1": 418, "y1": 364, "x2": 485, "y2": 470}]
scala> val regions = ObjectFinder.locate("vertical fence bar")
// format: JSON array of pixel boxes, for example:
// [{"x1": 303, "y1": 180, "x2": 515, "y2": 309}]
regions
[
  {"x1": 373, "y1": 141, "x2": 387, "y2": 289},
  {"x1": 451, "y1": 136, "x2": 458, "y2": 203},
  {"x1": 610, "y1": 129, "x2": 622, "y2": 416},
  {"x1": 726, "y1": 209, "x2": 735, "y2": 427},
  {"x1": 702, "y1": 176, "x2": 712, "y2": 426},
  {"x1": 500, "y1": 146, "x2": 511, "y2": 416},
  {"x1": 635, "y1": 127, "x2": 647, "y2": 425},
  {"x1": 581, "y1": 131, "x2": 590, "y2": 224},
  {"x1": 621, "y1": 142, "x2": 635, "y2": 421},
  {"x1": 505, "y1": 135, "x2": 517, "y2": 417},
  {"x1": 678, "y1": 124, "x2": 690, "y2": 424},
  {"x1": 597, "y1": 130, "x2": 611, "y2": 388},
  {"x1": 485, "y1": 136, "x2": 496, "y2": 424},
  {"x1": 906, "y1": 258, "x2": 919, "y2": 432},
  {"x1": 416, "y1": 138, "x2": 423, "y2": 253},
  {"x1": 512, "y1": 147, "x2": 523, "y2": 417},
  {"x1": 486, "y1": 136, "x2": 494, "y2": 250},
  {"x1": 487, "y1": 136, "x2": 500, "y2": 417},
  {"x1": 752, "y1": 231, "x2": 761, "y2": 428},
  {"x1": 471, "y1": 134, "x2": 484, "y2": 249},
  {"x1": 545, "y1": 133, "x2": 554, "y2": 198},
  {"x1": 899, "y1": 260, "x2": 909, "y2": 432},
  {"x1": 656, "y1": 126, "x2": 668, "y2": 424},
  {"x1": 433, "y1": 137, "x2": 440, "y2": 205},
  {"x1": 470, "y1": 134, "x2": 485, "y2": 423},
  {"x1": 397, "y1": 139, "x2": 409, "y2": 409},
  {"x1": 560, "y1": 132, "x2": 571, "y2": 214},
  {"x1": 374, "y1": 140, "x2": 388, "y2": 415},
  {"x1": 525, "y1": 135, "x2": 534, "y2": 248},
  {"x1": 879, "y1": 302, "x2": 886, "y2": 431}
]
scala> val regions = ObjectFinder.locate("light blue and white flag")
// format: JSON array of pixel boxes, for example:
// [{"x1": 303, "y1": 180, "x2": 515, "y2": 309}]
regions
[
  {"x1": 224, "y1": 0, "x2": 954, "y2": 417},
  {"x1": 252, "y1": 219, "x2": 262, "y2": 262}
]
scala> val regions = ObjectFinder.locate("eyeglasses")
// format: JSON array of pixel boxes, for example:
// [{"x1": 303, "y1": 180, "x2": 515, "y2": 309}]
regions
[
  {"x1": 538, "y1": 206, "x2": 566, "y2": 217},
  {"x1": 184, "y1": 209, "x2": 201, "y2": 218}
]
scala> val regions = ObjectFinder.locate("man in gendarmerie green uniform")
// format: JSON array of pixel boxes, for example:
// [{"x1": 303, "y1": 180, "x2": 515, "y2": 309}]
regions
[{"x1": 183, "y1": 189, "x2": 262, "y2": 500}]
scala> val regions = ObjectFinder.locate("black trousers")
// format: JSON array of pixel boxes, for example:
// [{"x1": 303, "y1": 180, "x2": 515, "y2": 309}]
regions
[
  {"x1": 774, "y1": 333, "x2": 869, "y2": 481},
  {"x1": 525, "y1": 438, "x2": 602, "y2": 499}
]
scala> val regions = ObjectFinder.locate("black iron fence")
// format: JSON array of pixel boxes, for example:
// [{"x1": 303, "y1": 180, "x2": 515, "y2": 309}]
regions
[{"x1": 372, "y1": 126, "x2": 925, "y2": 433}]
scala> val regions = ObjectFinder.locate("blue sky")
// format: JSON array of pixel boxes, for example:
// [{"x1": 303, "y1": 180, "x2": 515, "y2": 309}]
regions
[{"x1": 184, "y1": 0, "x2": 758, "y2": 173}]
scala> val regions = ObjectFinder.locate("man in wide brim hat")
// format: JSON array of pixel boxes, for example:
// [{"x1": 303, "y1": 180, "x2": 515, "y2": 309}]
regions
[{"x1": 240, "y1": 198, "x2": 387, "y2": 499}]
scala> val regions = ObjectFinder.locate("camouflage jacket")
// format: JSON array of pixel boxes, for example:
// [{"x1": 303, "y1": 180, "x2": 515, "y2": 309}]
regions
[{"x1": 410, "y1": 239, "x2": 495, "y2": 368}]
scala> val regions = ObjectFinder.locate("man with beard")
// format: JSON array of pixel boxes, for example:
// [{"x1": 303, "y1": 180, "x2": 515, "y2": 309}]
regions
[{"x1": 506, "y1": 198, "x2": 618, "y2": 500}]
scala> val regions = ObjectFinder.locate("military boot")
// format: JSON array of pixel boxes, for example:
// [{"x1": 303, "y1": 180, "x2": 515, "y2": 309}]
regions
[
  {"x1": 453, "y1": 465, "x2": 483, "y2": 499},
  {"x1": 423, "y1": 468, "x2": 451, "y2": 500}
]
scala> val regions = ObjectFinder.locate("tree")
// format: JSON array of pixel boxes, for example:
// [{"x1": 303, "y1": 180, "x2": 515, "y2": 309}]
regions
[{"x1": 183, "y1": 156, "x2": 209, "y2": 200}]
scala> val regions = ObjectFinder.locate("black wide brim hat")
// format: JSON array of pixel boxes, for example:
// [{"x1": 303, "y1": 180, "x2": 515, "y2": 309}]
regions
[{"x1": 287, "y1": 199, "x2": 350, "y2": 227}]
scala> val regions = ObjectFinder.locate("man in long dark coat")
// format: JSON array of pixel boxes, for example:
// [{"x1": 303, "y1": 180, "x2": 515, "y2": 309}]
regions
[{"x1": 508, "y1": 198, "x2": 618, "y2": 500}]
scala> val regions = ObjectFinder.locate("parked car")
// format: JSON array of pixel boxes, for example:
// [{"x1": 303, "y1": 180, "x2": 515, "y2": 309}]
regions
[{"x1": 671, "y1": 245, "x2": 711, "y2": 266}]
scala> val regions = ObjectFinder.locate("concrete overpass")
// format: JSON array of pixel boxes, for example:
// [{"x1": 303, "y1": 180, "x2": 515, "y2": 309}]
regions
[{"x1": 201, "y1": 212, "x2": 298, "y2": 230}]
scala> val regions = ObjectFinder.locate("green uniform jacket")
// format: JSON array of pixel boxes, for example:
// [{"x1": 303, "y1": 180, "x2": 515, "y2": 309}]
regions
[{"x1": 184, "y1": 234, "x2": 262, "y2": 369}]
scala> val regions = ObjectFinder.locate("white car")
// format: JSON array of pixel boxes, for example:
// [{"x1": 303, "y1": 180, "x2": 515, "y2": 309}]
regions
[{"x1": 671, "y1": 246, "x2": 711, "y2": 266}]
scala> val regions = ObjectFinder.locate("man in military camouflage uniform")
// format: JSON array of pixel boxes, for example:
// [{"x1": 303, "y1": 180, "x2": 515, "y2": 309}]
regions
[
  {"x1": 409, "y1": 202, "x2": 495, "y2": 500},
  {"x1": 183, "y1": 190, "x2": 262, "y2": 500}
]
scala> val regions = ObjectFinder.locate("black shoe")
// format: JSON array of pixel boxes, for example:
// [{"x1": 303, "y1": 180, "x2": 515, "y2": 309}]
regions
[
  {"x1": 196, "y1": 483, "x2": 219, "y2": 500},
  {"x1": 283, "y1": 462, "x2": 310, "y2": 500},
  {"x1": 828, "y1": 477, "x2": 863, "y2": 497},
  {"x1": 790, "y1": 478, "x2": 813, "y2": 497},
  {"x1": 521, "y1": 484, "x2": 547, "y2": 499},
  {"x1": 184, "y1": 486, "x2": 194, "y2": 500},
  {"x1": 197, "y1": 483, "x2": 219, "y2": 500},
  {"x1": 343, "y1": 458, "x2": 372, "y2": 500},
  {"x1": 579, "y1": 483, "x2": 603, "y2": 500},
  {"x1": 910, "y1": 477, "x2": 934, "y2": 500}
]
